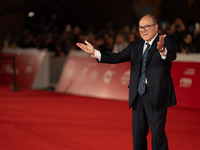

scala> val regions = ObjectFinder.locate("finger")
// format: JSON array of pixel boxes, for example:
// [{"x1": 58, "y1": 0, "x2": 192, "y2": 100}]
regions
[
  {"x1": 85, "y1": 40, "x2": 92, "y2": 46},
  {"x1": 76, "y1": 43, "x2": 84, "y2": 49},
  {"x1": 157, "y1": 41, "x2": 163, "y2": 49},
  {"x1": 159, "y1": 34, "x2": 166, "y2": 40},
  {"x1": 157, "y1": 40, "x2": 163, "y2": 45},
  {"x1": 157, "y1": 45, "x2": 160, "y2": 50},
  {"x1": 162, "y1": 34, "x2": 167, "y2": 39},
  {"x1": 76, "y1": 43, "x2": 87, "y2": 51},
  {"x1": 160, "y1": 34, "x2": 166, "y2": 38},
  {"x1": 158, "y1": 40, "x2": 164, "y2": 45},
  {"x1": 157, "y1": 42, "x2": 162, "y2": 48},
  {"x1": 76, "y1": 43, "x2": 82, "y2": 46}
]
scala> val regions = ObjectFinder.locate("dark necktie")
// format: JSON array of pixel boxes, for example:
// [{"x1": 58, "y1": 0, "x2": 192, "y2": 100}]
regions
[{"x1": 138, "y1": 43, "x2": 150, "y2": 95}]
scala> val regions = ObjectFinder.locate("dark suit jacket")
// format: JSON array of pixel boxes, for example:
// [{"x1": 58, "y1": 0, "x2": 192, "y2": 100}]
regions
[{"x1": 98, "y1": 35, "x2": 177, "y2": 109}]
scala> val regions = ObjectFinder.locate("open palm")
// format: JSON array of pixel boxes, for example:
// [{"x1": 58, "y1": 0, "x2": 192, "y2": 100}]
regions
[
  {"x1": 157, "y1": 34, "x2": 166, "y2": 51},
  {"x1": 76, "y1": 40, "x2": 95, "y2": 55}
]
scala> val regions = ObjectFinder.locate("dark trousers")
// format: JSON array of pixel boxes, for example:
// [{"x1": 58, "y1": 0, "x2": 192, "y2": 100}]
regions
[{"x1": 132, "y1": 87, "x2": 168, "y2": 150}]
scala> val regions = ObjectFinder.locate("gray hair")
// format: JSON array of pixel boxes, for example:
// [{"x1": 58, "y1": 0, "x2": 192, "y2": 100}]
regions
[{"x1": 142, "y1": 14, "x2": 158, "y2": 24}]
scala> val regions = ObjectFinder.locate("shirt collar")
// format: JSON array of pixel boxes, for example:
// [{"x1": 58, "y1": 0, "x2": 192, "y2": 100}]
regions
[{"x1": 145, "y1": 34, "x2": 158, "y2": 46}]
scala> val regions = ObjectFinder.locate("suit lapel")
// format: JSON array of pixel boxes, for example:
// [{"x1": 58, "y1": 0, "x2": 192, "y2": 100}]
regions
[
  {"x1": 138, "y1": 40, "x2": 145, "y2": 62},
  {"x1": 137, "y1": 40, "x2": 145, "y2": 70},
  {"x1": 146, "y1": 35, "x2": 159, "y2": 65}
]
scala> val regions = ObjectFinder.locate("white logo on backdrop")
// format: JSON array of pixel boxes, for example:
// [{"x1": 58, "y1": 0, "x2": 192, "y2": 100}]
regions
[
  {"x1": 25, "y1": 66, "x2": 33, "y2": 73},
  {"x1": 79, "y1": 67, "x2": 89, "y2": 80},
  {"x1": 90, "y1": 70, "x2": 99, "y2": 81},
  {"x1": 1, "y1": 64, "x2": 19, "y2": 74},
  {"x1": 81, "y1": 67, "x2": 89, "y2": 75},
  {"x1": 103, "y1": 70, "x2": 115, "y2": 84},
  {"x1": 120, "y1": 70, "x2": 130, "y2": 85},
  {"x1": 179, "y1": 78, "x2": 192, "y2": 88},
  {"x1": 67, "y1": 69, "x2": 74, "y2": 78},
  {"x1": 183, "y1": 68, "x2": 195, "y2": 75}
]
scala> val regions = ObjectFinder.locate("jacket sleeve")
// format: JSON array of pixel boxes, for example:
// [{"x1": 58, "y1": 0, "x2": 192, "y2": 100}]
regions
[
  {"x1": 98, "y1": 42, "x2": 134, "y2": 64},
  {"x1": 164, "y1": 37, "x2": 177, "y2": 62}
]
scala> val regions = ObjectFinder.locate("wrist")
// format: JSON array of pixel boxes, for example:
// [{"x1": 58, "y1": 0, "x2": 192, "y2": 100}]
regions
[{"x1": 159, "y1": 47, "x2": 165, "y2": 53}]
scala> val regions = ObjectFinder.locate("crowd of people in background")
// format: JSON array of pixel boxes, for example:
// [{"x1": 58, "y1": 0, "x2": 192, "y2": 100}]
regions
[{"x1": 2, "y1": 17, "x2": 200, "y2": 57}]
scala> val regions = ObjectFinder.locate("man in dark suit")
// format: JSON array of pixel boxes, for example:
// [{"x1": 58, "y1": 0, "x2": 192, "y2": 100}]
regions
[{"x1": 76, "y1": 14, "x2": 176, "y2": 150}]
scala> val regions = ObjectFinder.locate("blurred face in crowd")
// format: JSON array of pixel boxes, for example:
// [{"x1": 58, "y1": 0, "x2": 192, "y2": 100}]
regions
[
  {"x1": 138, "y1": 16, "x2": 158, "y2": 42},
  {"x1": 183, "y1": 34, "x2": 193, "y2": 44}
]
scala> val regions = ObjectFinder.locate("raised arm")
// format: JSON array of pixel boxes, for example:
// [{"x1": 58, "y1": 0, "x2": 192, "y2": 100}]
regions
[{"x1": 157, "y1": 34, "x2": 177, "y2": 62}]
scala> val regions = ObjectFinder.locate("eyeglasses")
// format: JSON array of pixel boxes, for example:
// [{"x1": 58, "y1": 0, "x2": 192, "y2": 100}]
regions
[{"x1": 138, "y1": 24, "x2": 155, "y2": 31}]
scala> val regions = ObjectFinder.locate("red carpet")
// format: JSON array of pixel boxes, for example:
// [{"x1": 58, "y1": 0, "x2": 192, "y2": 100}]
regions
[{"x1": 0, "y1": 86, "x2": 200, "y2": 150}]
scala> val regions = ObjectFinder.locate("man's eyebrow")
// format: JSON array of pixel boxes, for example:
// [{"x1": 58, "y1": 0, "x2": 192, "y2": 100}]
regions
[{"x1": 139, "y1": 25, "x2": 151, "y2": 27}]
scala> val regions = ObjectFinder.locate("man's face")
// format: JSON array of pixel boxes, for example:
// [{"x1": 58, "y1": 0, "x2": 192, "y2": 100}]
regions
[{"x1": 139, "y1": 16, "x2": 158, "y2": 42}]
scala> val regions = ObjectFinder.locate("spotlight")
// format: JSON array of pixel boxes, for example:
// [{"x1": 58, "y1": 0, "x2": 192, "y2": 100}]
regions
[{"x1": 28, "y1": 12, "x2": 35, "y2": 17}]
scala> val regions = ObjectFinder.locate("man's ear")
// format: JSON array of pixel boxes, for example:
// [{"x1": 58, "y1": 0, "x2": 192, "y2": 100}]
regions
[{"x1": 154, "y1": 24, "x2": 159, "y2": 32}]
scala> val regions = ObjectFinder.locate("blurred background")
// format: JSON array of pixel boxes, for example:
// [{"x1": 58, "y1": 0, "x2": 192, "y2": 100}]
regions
[
  {"x1": 0, "y1": 0, "x2": 200, "y2": 54},
  {"x1": 0, "y1": 0, "x2": 200, "y2": 96}
]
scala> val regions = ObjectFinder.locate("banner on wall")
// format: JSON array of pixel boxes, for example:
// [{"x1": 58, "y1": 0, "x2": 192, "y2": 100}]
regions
[
  {"x1": 56, "y1": 54, "x2": 200, "y2": 109},
  {"x1": 171, "y1": 62, "x2": 200, "y2": 109},
  {"x1": 56, "y1": 56, "x2": 130, "y2": 101},
  {"x1": 0, "y1": 48, "x2": 49, "y2": 88}
]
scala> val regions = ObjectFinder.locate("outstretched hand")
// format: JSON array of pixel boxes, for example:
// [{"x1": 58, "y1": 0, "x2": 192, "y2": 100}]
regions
[
  {"x1": 76, "y1": 40, "x2": 95, "y2": 55},
  {"x1": 157, "y1": 34, "x2": 166, "y2": 51}
]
